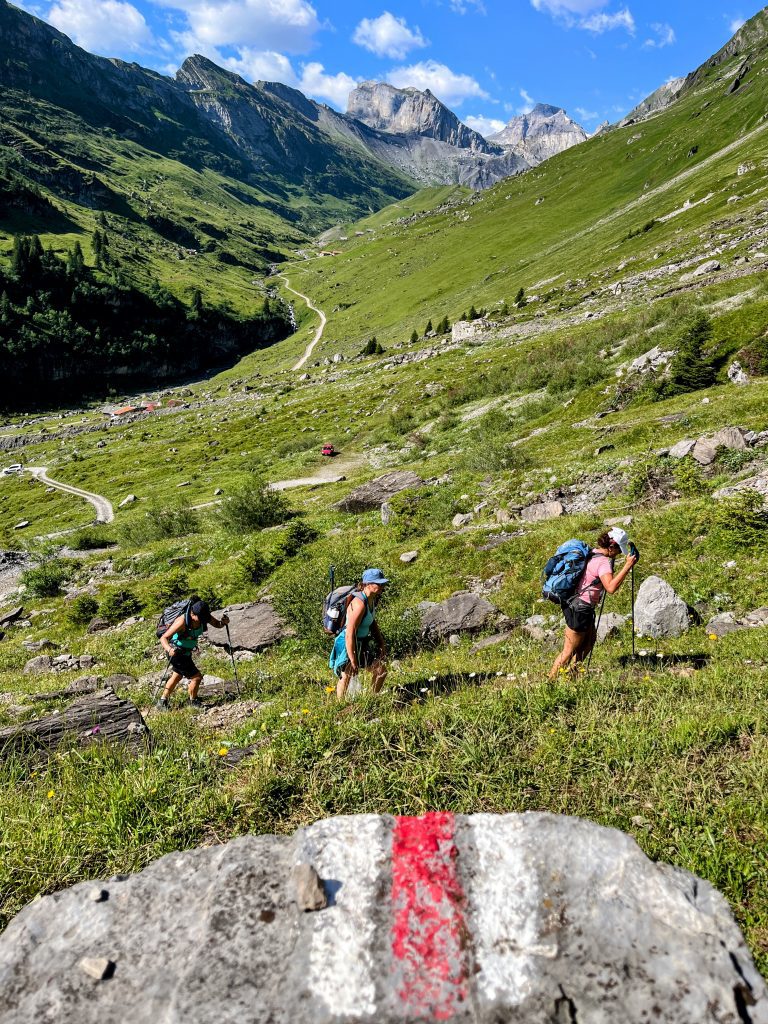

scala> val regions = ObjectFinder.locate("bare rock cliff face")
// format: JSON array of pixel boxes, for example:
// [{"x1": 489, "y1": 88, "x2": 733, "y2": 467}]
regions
[
  {"x1": 623, "y1": 78, "x2": 686, "y2": 125},
  {"x1": 348, "y1": 81, "x2": 491, "y2": 152},
  {"x1": 489, "y1": 103, "x2": 587, "y2": 164}
]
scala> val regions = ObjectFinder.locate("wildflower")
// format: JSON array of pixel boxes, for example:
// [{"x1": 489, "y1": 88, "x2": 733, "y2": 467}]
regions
[
  {"x1": 708, "y1": 634, "x2": 718, "y2": 641},
  {"x1": 301, "y1": 708, "x2": 310, "y2": 714},
  {"x1": 325, "y1": 686, "x2": 335, "y2": 693},
  {"x1": 47, "y1": 790, "x2": 55, "y2": 799},
  {"x1": 261, "y1": 722, "x2": 268, "y2": 731},
  {"x1": 218, "y1": 747, "x2": 228, "y2": 756}
]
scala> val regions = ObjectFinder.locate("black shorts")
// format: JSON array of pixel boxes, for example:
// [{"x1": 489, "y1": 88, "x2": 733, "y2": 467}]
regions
[
  {"x1": 170, "y1": 650, "x2": 200, "y2": 679},
  {"x1": 563, "y1": 599, "x2": 596, "y2": 634},
  {"x1": 356, "y1": 636, "x2": 378, "y2": 669}
]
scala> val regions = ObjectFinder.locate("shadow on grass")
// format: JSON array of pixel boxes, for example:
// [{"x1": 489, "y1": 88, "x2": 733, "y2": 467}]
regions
[
  {"x1": 393, "y1": 672, "x2": 495, "y2": 706},
  {"x1": 618, "y1": 652, "x2": 710, "y2": 671}
]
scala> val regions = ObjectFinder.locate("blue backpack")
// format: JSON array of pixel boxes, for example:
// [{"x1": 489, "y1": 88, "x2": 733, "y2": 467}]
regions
[{"x1": 541, "y1": 540, "x2": 592, "y2": 607}]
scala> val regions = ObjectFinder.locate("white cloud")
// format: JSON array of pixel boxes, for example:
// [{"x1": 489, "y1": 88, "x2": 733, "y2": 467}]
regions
[
  {"x1": 224, "y1": 48, "x2": 299, "y2": 85},
  {"x1": 449, "y1": 0, "x2": 487, "y2": 13},
  {"x1": 574, "y1": 105, "x2": 598, "y2": 121},
  {"x1": 387, "y1": 60, "x2": 489, "y2": 105},
  {"x1": 352, "y1": 12, "x2": 428, "y2": 60},
  {"x1": 730, "y1": 17, "x2": 746, "y2": 33},
  {"x1": 464, "y1": 114, "x2": 505, "y2": 136},
  {"x1": 580, "y1": 8, "x2": 635, "y2": 34},
  {"x1": 517, "y1": 88, "x2": 536, "y2": 115},
  {"x1": 47, "y1": 0, "x2": 153, "y2": 52},
  {"x1": 297, "y1": 62, "x2": 359, "y2": 108},
  {"x1": 531, "y1": 0, "x2": 635, "y2": 34},
  {"x1": 156, "y1": 0, "x2": 321, "y2": 54},
  {"x1": 643, "y1": 22, "x2": 675, "y2": 48}
]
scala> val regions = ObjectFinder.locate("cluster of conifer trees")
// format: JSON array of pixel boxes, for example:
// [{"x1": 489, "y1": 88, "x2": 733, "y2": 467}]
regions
[{"x1": 0, "y1": 234, "x2": 291, "y2": 406}]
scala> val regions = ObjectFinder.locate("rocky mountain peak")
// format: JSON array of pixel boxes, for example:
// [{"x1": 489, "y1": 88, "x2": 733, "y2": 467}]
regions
[
  {"x1": 488, "y1": 104, "x2": 587, "y2": 164},
  {"x1": 347, "y1": 81, "x2": 491, "y2": 152}
]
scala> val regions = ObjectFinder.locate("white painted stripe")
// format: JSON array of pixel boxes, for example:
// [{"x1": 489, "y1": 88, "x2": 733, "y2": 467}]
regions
[
  {"x1": 467, "y1": 814, "x2": 559, "y2": 1007},
  {"x1": 296, "y1": 814, "x2": 388, "y2": 1018}
]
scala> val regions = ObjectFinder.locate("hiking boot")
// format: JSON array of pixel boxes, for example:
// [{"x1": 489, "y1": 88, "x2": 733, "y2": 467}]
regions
[
  {"x1": 188, "y1": 697, "x2": 203, "y2": 708},
  {"x1": 155, "y1": 697, "x2": 169, "y2": 711}
]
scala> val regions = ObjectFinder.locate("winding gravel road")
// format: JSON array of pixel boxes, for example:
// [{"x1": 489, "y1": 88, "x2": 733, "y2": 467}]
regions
[
  {"x1": 280, "y1": 274, "x2": 327, "y2": 371},
  {"x1": 28, "y1": 467, "x2": 114, "y2": 524}
]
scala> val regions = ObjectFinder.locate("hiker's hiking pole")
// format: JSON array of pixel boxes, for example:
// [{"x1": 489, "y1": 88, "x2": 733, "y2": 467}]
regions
[
  {"x1": 587, "y1": 590, "x2": 607, "y2": 671},
  {"x1": 628, "y1": 542, "x2": 639, "y2": 660},
  {"x1": 225, "y1": 623, "x2": 241, "y2": 695},
  {"x1": 153, "y1": 652, "x2": 173, "y2": 702}
]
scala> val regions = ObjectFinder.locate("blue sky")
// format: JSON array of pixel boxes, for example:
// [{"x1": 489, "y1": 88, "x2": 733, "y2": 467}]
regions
[{"x1": 14, "y1": 0, "x2": 755, "y2": 132}]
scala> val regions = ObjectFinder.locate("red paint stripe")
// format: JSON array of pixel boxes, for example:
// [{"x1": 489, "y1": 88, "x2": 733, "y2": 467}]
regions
[{"x1": 391, "y1": 812, "x2": 469, "y2": 1020}]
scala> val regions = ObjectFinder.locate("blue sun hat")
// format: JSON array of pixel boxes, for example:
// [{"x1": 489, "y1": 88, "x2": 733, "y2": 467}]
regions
[{"x1": 362, "y1": 568, "x2": 390, "y2": 585}]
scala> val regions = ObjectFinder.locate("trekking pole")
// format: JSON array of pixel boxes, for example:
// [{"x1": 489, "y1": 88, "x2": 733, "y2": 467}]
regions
[
  {"x1": 226, "y1": 623, "x2": 241, "y2": 695},
  {"x1": 153, "y1": 652, "x2": 173, "y2": 702},
  {"x1": 631, "y1": 563, "x2": 636, "y2": 660},
  {"x1": 587, "y1": 591, "x2": 607, "y2": 671}
]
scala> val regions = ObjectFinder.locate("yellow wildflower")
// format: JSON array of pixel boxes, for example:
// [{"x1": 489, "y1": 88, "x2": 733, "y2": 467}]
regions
[
  {"x1": 218, "y1": 747, "x2": 229, "y2": 756},
  {"x1": 47, "y1": 790, "x2": 54, "y2": 799}
]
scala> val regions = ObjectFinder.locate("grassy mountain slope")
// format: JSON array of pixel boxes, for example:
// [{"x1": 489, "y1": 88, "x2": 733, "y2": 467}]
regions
[{"x1": 284, "y1": 8, "x2": 768, "y2": 351}]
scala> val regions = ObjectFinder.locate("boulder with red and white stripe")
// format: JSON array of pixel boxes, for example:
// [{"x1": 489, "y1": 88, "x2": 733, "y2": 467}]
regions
[{"x1": 1, "y1": 812, "x2": 765, "y2": 1023}]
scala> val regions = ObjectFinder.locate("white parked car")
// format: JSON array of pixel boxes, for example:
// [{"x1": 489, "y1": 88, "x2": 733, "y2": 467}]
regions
[{"x1": 1, "y1": 464, "x2": 22, "y2": 476}]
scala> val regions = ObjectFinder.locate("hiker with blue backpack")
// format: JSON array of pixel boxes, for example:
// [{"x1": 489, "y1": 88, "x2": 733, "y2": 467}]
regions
[
  {"x1": 155, "y1": 597, "x2": 230, "y2": 710},
  {"x1": 545, "y1": 528, "x2": 638, "y2": 680},
  {"x1": 326, "y1": 568, "x2": 389, "y2": 700}
]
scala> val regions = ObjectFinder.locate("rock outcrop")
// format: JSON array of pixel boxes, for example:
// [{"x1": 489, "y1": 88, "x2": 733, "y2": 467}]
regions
[
  {"x1": 623, "y1": 78, "x2": 685, "y2": 124},
  {"x1": 634, "y1": 576, "x2": 690, "y2": 638},
  {"x1": 420, "y1": 592, "x2": 497, "y2": 639},
  {"x1": 489, "y1": 103, "x2": 587, "y2": 164},
  {"x1": 1, "y1": 812, "x2": 765, "y2": 1023},
  {"x1": 336, "y1": 471, "x2": 423, "y2": 512},
  {"x1": 209, "y1": 603, "x2": 293, "y2": 653}
]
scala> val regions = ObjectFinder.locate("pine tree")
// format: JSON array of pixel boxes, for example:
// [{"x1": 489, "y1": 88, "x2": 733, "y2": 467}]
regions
[
  {"x1": 667, "y1": 313, "x2": 715, "y2": 394},
  {"x1": 409, "y1": 329, "x2": 418, "y2": 343},
  {"x1": 67, "y1": 241, "x2": 85, "y2": 276},
  {"x1": 11, "y1": 235, "x2": 27, "y2": 278},
  {"x1": 190, "y1": 289, "x2": 204, "y2": 316},
  {"x1": 499, "y1": 301, "x2": 510, "y2": 316},
  {"x1": 514, "y1": 287, "x2": 525, "y2": 305},
  {"x1": 0, "y1": 291, "x2": 12, "y2": 324},
  {"x1": 468, "y1": 305, "x2": 478, "y2": 321},
  {"x1": 424, "y1": 319, "x2": 433, "y2": 336}
]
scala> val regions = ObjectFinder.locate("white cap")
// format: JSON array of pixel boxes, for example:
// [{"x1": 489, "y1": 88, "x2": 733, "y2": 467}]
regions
[{"x1": 607, "y1": 527, "x2": 630, "y2": 555}]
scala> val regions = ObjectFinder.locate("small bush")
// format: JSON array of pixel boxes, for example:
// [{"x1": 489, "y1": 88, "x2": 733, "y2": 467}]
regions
[
  {"x1": 100, "y1": 589, "x2": 142, "y2": 624},
  {"x1": 21, "y1": 558, "x2": 74, "y2": 597},
  {"x1": 710, "y1": 491, "x2": 768, "y2": 547},
  {"x1": 69, "y1": 528, "x2": 116, "y2": 551},
  {"x1": 219, "y1": 476, "x2": 291, "y2": 533},
  {"x1": 672, "y1": 460, "x2": 709, "y2": 498},
  {"x1": 119, "y1": 502, "x2": 200, "y2": 545},
  {"x1": 276, "y1": 520, "x2": 319, "y2": 559},
  {"x1": 738, "y1": 333, "x2": 768, "y2": 376},
  {"x1": 461, "y1": 409, "x2": 530, "y2": 473},
  {"x1": 716, "y1": 447, "x2": 756, "y2": 474},
  {"x1": 66, "y1": 595, "x2": 99, "y2": 626},
  {"x1": 236, "y1": 544, "x2": 272, "y2": 586}
]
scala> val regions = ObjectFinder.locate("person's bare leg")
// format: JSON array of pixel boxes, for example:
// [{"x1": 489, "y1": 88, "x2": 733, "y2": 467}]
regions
[
  {"x1": 187, "y1": 673, "x2": 203, "y2": 700},
  {"x1": 337, "y1": 668, "x2": 353, "y2": 701},
  {"x1": 162, "y1": 671, "x2": 182, "y2": 700},
  {"x1": 548, "y1": 628, "x2": 583, "y2": 680},
  {"x1": 371, "y1": 659, "x2": 388, "y2": 694}
]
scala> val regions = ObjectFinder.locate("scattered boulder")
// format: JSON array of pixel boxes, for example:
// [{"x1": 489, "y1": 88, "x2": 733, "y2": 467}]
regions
[
  {"x1": 728, "y1": 361, "x2": 749, "y2": 386},
  {"x1": 399, "y1": 551, "x2": 418, "y2": 564},
  {"x1": 520, "y1": 500, "x2": 564, "y2": 523},
  {"x1": 470, "y1": 631, "x2": 514, "y2": 654},
  {"x1": 452, "y1": 512, "x2": 474, "y2": 528},
  {"x1": 597, "y1": 613, "x2": 628, "y2": 643},
  {"x1": 0, "y1": 688, "x2": 147, "y2": 759},
  {"x1": 23, "y1": 655, "x2": 53, "y2": 675},
  {"x1": 87, "y1": 617, "x2": 111, "y2": 634},
  {"x1": 669, "y1": 439, "x2": 696, "y2": 460},
  {"x1": 705, "y1": 613, "x2": 741, "y2": 637},
  {"x1": 1, "y1": 811, "x2": 765, "y2": 1023},
  {"x1": 14, "y1": 521, "x2": 30, "y2": 530},
  {"x1": 692, "y1": 427, "x2": 747, "y2": 465},
  {"x1": 691, "y1": 259, "x2": 721, "y2": 277},
  {"x1": 0, "y1": 605, "x2": 23, "y2": 628},
  {"x1": 335, "y1": 471, "x2": 423, "y2": 512},
  {"x1": 626, "y1": 346, "x2": 674, "y2": 376},
  {"x1": 420, "y1": 592, "x2": 497, "y2": 640},
  {"x1": 209, "y1": 603, "x2": 294, "y2": 653},
  {"x1": 118, "y1": 495, "x2": 137, "y2": 507},
  {"x1": 634, "y1": 576, "x2": 689, "y2": 638},
  {"x1": 713, "y1": 470, "x2": 768, "y2": 503}
]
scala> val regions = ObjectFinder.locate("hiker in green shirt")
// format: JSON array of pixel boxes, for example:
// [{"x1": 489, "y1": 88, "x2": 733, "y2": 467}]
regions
[{"x1": 156, "y1": 599, "x2": 229, "y2": 709}]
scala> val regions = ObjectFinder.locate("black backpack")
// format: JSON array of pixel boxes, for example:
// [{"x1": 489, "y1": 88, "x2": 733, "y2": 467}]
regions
[{"x1": 155, "y1": 596, "x2": 195, "y2": 639}]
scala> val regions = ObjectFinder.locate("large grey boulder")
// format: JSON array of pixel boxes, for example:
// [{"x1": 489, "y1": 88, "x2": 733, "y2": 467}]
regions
[
  {"x1": 0, "y1": 605, "x2": 23, "y2": 627},
  {"x1": 714, "y1": 470, "x2": 768, "y2": 503},
  {"x1": 420, "y1": 591, "x2": 497, "y2": 640},
  {"x1": 692, "y1": 426, "x2": 747, "y2": 466},
  {"x1": 23, "y1": 654, "x2": 53, "y2": 674},
  {"x1": 335, "y1": 471, "x2": 423, "y2": 512},
  {"x1": 635, "y1": 576, "x2": 690, "y2": 638},
  {"x1": 597, "y1": 612, "x2": 628, "y2": 642},
  {"x1": 520, "y1": 499, "x2": 564, "y2": 523},
  {"x1": 1, "y1": 811, "x2": 765, "y2": 1024},
  {"x1": 209, "y1": 602, "x2": 294, "y2": 653}
]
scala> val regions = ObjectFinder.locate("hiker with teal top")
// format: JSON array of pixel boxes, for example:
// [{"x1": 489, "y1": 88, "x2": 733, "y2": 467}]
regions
[
  {"x1": 330, "y1": 568, "x2": 389, "y2": 700},
  {"x1": 156, "y1": 598, "x2": 229, "y2": 709}
]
